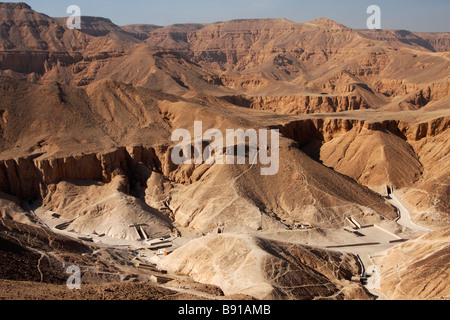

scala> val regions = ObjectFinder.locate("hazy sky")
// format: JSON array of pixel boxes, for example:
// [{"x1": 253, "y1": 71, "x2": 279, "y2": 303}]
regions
[{"x1": 6, "y1": 0, "x2": 450, "y2": 32}]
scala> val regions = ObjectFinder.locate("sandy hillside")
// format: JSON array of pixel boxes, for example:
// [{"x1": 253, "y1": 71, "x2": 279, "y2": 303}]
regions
[
  {"x1": 375, "y1": 227, "x2": 450, "y2": 300},
  {"x1": 160, "y1": 233, "x2": 372, "y2": 300}
]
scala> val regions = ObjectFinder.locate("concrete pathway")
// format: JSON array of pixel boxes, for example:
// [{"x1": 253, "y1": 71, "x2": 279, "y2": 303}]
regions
[{"x1": 387, "y1": 192, "x2": 432, "y2": 232}]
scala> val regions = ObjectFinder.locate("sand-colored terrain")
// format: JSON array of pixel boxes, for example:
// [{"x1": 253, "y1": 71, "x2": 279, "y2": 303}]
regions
[
  {"x1": 160, "y1": 233, "x2": 372, "y2": 300},
  {"x1": 374, "y1": 228, "x2": 449, "y2": 300},
  {"x1": 0, "y1": 2, "x2": 448, "y2": 300}
]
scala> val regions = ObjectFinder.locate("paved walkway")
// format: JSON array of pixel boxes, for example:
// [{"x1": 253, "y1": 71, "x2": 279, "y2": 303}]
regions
[{"x1": 387, "y1": 192, "x2": 432, "y2": 232}]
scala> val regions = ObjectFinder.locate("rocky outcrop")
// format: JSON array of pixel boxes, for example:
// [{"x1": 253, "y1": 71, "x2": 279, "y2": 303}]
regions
[
  {"x1": 0, "y1": 215, "x2": 163, "y2": 286},
  {"x1": 144, "y1": 18, "x2": 356, "y2": 75},
  {"x1": 220, "y1": 84, "x2": 449, "y2": 116},
  {"x1": 0, "y1": 146, "x2": 162, "y2": 200},
  {"x1": 0, "y1": 157, "x2": 42, "y2": 200},
  {"x1": 272, "y1": 116, "x2": 448, "y2": 193},
  {"x1": 373, "y1": 81, "x2": 450, "y2": 101},
  {"x1": 222, "y1": 94, "x2": 369, "y2": 114},
  {"x1": 160, "y1": 233, "x2": 372, "y2": 300},
  {"x1": 275, "y1": 116, "x2": 450, "y2": 147},
  {"x1": 413, "y1": 32, "x2": 450, "y2": 52},
  {"x1": 0, "y1": 217, "x2": 91, "y2": 284}
]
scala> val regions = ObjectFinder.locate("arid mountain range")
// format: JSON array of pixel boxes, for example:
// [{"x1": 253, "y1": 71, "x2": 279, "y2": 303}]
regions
[{"x1": 0, "y1": 2, "x2": 448, "y2": 300}]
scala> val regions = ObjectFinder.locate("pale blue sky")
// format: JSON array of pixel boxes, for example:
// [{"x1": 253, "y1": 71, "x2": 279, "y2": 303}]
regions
[{"x1": 5, "y1": 0, "x2": 450, "y2": 31}]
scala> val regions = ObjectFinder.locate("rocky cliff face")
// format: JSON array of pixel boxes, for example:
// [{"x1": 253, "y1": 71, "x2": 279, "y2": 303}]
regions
[
  {"x1": 413, "y1": 32, "x2": 450, "y2": 52},
  {"x1": 0, "y1": 146, "x2": 161, "y2": 200},
  {"x1": 0, "y1": 3, "x2": 138, "y2": 87},
  {"x1": 275, "y1": 115, "x2": 450, "y2": 146},
  {"x1": 222, "y1": 94, "x2": 369, "y2": 114},
  {"x1": 274, "y1": 116, "x2": 449, "y2": 192}
]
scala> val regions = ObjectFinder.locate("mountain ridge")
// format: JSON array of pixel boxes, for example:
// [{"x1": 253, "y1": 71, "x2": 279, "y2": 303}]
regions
[{"x1": 0, "y1": 2, "x2": 448, "y2": 300}]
